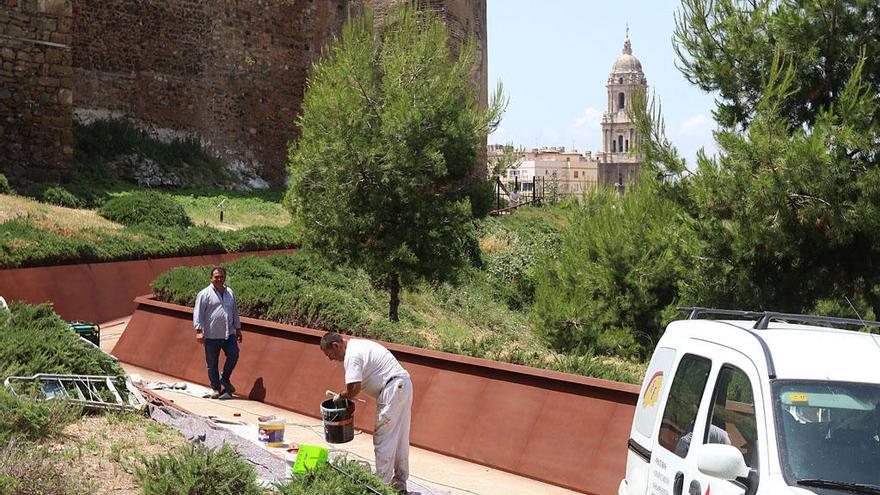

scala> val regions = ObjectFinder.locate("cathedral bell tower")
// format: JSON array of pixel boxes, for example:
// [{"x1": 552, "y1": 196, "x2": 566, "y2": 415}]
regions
[{"x1": 599, "y1": 29, "x2": 648, "y2": 190}]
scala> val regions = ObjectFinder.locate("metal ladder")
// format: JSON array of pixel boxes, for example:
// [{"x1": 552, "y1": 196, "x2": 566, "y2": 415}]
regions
[{"x1": 3, "y1": 373, "x2": 145, "y2": 411}]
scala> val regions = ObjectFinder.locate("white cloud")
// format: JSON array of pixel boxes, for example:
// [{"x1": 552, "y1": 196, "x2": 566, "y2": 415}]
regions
[
  {"x1": 569, "y1": 107, "x2": 602, "y2": 139},
  {"x1": 547, "y1": 127, "x2": 562, "y2": 140},
  {"x1": 669, "y1": 113, "x2": 718, "y2": 169},
  {"x1": 677, "y1": 114, "x2": 712, "y2": 137},
  {"x1": 565, "y1": 106, "x2": 603, "y2": 152}
]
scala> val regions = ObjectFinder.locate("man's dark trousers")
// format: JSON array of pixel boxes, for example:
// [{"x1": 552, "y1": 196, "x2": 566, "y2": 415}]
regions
[{"x1": 204, "y1": 335, "x2": 239, "y2": 391}]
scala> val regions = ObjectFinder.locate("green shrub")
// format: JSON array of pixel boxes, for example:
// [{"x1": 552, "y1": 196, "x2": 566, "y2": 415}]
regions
[
  {"x1": 0, "y1": 218, "x2": 298, "y2": 269},
  {"x1": 461, "y1": 177, "x2": 496, "y2": 218},
  {"x1": 478, "y1": 209, "x2": 562, "y2": 310},
  {"x1": 41, "y1": 186, "x2": 80, "y2": 208},
  {"x1": 0, "y1": 175, "x2": 10, "y2": 195},
  {"x1": 0, "y1": 389, "x2": 81, "y2": 445},
  {"x1": 150, "y1": 250, "x2": 647, "y2": 383},
  {"x1": 0, "y1": 302, "x2": 124, "y2": 379},
  {"x1": 152, "y1": 252, "x2": 386, "y2": 336},
  {"x1": 149, "y1": 214, "x2": 647, "y2": 383},
  {"x1": 0, "y1": 440, "x2": 90, "y2": 495},
  {"x1": 135, "y1": 443, "x2": 263, "y2": 495},
  {"x1": 98, "y1": 191, "x2": 193, "y2": 227},
  {"x1": 275, "y1": 459, "x2": 398, "y2": 495},
  {"x1": 531, "y1": 186, "x2": 688, "y2": 359}
]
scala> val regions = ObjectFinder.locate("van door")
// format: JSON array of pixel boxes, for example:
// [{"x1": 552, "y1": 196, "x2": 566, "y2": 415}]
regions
[
  {"x1": 624, "y1": 346, "x2": 677, "y2": 494},
  {"x1": 690, "y1": 350, "x2": 763, "y2": 495},
  {"x1": 647, "y1": 349, "x2": 714, "y2": 495}
]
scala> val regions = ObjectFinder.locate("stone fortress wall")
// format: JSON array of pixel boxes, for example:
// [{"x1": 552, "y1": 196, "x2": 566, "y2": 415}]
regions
[
  {"x1": 1, "y1": 0, "x2": 487, "y2": 187},
  {"x1": 0, "y1": 0, "x2": 74, "y2": 183}
]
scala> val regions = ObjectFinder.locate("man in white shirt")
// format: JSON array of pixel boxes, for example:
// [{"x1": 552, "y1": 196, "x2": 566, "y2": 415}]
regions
[
  {"x1": 321, "y1": 332, "x2": 413, "y2": 494},
  {"x1": 509, "y1": 187, "x2": 521, "y2": 207},
  {"x1": 193, "y1": 266, "x2": 242, "y2": 399}
]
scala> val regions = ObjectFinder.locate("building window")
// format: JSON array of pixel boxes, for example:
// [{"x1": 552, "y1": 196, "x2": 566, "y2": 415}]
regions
[
  {"x1": 618, "y1": 135, "x2": 624, "y2": 152},
  {"x1": 574, "y1": 170, "x2": 579, "y2": 178},
  {"x1": 619, "y1": 77, "x2": 623, "y2": 84},
  {"x1": 618, "y1": 92, "x2": 625, "y2": 110},
  {"x1": 625, "y1": 139, "x2": 629, "y2": 152},
  {"x1": 612, "y1": 140, "x2": 617, "y2": 152}
]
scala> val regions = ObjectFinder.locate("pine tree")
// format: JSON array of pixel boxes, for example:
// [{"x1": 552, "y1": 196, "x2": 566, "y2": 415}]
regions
[
  {"x1": 674, "y1": 0, "x2": 880, "y2": 129},
  {"x1": 285, "y1": 4, "x2": 505, "y2": 321},
  {"x1": 639, "y1": 0, "x2": 880, "y2": 316}
]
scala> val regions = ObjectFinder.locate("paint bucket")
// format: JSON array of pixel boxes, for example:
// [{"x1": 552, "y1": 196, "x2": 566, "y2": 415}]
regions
[
  {"x1": 257, "y1": 417, "x2": 285, "y2": 447},
  {"x1": 320, "y1": 398, "x2": 355, "y2": 444}
]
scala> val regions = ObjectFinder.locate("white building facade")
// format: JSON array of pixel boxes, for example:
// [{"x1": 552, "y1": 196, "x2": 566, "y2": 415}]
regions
[{"x1": 493, "y1": 33, "x2": 647, "y2": 198}]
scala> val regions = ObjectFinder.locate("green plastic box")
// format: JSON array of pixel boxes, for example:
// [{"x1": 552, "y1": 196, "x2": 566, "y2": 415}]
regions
[{"x1": 292, "y1": 445, "x2": 328, "y2": 474}]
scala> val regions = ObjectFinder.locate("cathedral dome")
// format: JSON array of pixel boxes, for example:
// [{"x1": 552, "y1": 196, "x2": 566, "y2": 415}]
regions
[
  {"x1": 612, "y1": 53, "x2": 642, "y2": 73},
  {"x1": 610, "y1": 36, "x2": 643, "y2": 75}
]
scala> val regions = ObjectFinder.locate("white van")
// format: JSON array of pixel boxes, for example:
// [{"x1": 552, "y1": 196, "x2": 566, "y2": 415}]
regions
[{"x1": 619, "y1": 308, "x2": 880, "y2": 495}]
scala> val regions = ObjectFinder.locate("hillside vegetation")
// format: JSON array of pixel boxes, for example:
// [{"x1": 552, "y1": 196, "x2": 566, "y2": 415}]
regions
[
  {"x1": 0, "y1": 116, "x2": 295, "y2": 268},
  {"x1": 153, "y1": 207, "x2": 647, "y2": 383}
]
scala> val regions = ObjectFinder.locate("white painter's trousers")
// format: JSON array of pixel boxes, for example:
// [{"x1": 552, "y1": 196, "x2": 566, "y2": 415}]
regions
[{"x1": 373, "y1": 376, "x2": 413, "y2": 492}]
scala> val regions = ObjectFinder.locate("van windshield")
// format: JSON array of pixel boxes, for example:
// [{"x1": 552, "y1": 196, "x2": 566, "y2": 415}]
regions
[{"x1": 774, "y1": 380, "x2": 880, "y2": 488}]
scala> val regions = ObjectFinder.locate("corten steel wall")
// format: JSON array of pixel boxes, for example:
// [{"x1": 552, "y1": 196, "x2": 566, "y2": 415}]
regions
[
  {"x1": 114, "y1": 296, "x2": 640, "y2": 495},
  {"x1": 0, "y1": 249, "x2": 293, "y2": 323}
]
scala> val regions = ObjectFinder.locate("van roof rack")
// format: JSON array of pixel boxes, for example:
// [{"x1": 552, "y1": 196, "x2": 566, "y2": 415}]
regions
[
  {"x1": 678, "y1": 307, "x2": 880, "y2": 331},
  {"x1": 680, "y1": 307, "x2": 764, "y2": 320}
]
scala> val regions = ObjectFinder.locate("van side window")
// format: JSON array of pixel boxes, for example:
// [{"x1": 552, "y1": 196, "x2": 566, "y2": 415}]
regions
[
  {"x1": 658, "y1": 354, "x2": 712, "y2": 458},
  {"x1": 705, "y1": 366, "x2": 758, "y2": 468}
]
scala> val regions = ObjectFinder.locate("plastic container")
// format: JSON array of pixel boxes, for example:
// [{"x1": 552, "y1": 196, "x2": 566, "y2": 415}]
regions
[
  {"x1": 257, "y1": 417, "x2": 285, "y2": 447},
  {"x1": 292, "y1": 444, "x2": 328, "y2": 474}
]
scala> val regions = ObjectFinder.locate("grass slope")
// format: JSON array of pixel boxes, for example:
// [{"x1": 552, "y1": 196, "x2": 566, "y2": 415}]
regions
[
  {"x1": 0, "y1": 194, "x2": 120, "y2": 230},
  {"x1": 153, "y1": 207, "x2": 647, "y2": 383},
  {"x1": 0, "y1": 192, "x2": 297, "y2": 268}
]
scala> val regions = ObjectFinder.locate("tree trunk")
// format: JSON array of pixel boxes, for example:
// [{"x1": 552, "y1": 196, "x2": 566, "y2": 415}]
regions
[
  {"x1": 866, "y1": 284, "x2": 880, "y2": 324},
  {"x1": 388, "y1": 276, "x2": 400, "y2": 322}
]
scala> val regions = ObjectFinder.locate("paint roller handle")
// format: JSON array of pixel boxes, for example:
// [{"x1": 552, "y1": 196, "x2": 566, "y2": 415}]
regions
[{"x1": 325, "y1": 389, "x2": 365, "y2": 403}]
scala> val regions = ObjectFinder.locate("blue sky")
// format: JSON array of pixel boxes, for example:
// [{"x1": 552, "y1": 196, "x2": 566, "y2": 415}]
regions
[{"x1": 487, "y1": 0, "x2": 718, "y2": 166}]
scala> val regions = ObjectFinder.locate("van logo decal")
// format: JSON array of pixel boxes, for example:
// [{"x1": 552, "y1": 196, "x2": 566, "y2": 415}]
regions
[{"x1": 643, "y1": 370, "x2": 663, "y2": 408}]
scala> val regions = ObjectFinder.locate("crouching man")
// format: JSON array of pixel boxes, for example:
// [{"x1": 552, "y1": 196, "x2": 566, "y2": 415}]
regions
[{"x1": 320, "y1": 332, "x2": 413, "y2": 494}]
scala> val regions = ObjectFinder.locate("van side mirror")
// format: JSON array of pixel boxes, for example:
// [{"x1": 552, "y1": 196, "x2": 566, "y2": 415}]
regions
[{"x1": 697, "y1": 444, "x2": 749, "y2": 480}]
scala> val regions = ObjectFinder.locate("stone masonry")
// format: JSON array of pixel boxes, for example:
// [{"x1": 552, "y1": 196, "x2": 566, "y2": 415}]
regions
[
  {"x1": 0, "y1": 0, "x2": 74, "y2": 183},
  {"x1": 1, "y1": 0, "x2": 486, "y2": 187},
  {"x1": 71, "y1": 0, "x2": 487, "y2": 187}
]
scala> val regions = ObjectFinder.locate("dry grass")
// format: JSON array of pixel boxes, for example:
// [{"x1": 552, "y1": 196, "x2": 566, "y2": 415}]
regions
[
  {"x1": 0, "y1": 194, "x2": 120, "y2": 230},
  {"x1": 53, "y1": 413, "x2": 185, "y2": 495},
  {"x1": 478, "y1": 234, "x2": 510, "y2": 255}
]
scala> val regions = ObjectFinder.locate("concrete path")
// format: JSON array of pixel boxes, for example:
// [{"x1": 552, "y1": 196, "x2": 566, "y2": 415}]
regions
[{"x1": 101, "y1": 316, "x2": 583, "y2": 495}]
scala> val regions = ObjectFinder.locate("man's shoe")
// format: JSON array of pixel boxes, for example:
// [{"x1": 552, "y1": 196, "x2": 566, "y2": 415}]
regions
[
  {"x1": 209, "y1": 389, "x2": 222, "y2": 399},
  {"x1": 218, "y1": 391, "x2": 233, "y2": 400},
  {"x1": 221, "y1": 379, "x2": 236, "y2": 395}
]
